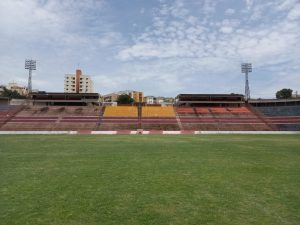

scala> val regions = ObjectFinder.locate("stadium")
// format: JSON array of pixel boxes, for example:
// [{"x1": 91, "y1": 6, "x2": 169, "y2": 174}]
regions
[
  {"x1": 1, "y1": 81, "x2": 300, "y2": 224},
  {"x1": 1, "y1": 92, "x2": 300, "y2": 133},
  {"x1": 1, "y1": 1, "x2": 300, "y2": 225}
]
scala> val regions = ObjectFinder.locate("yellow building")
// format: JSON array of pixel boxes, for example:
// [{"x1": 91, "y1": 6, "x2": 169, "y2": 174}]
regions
[
  {"x1": 103, "y1": 90, "x2": 144, "y2": 103},
  {"x1": 130, "y1": 91, "x2": 144, "y2": 103},
  {"x1": 7, "y1": 82, "x2": 28, "y2": 95}
]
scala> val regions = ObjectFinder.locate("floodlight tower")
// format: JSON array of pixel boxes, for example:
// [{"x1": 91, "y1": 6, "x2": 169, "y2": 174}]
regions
[
  {"x1": 25, "y1": 59, "x2": 36, "y2": 93},
  {"x1": 241, "y1": 63, "x2": 252, "y2": 102}
]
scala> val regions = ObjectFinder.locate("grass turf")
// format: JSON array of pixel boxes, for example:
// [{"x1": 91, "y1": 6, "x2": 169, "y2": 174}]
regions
[{"x1": 0, "y1": 134, "x2": 300, "y2": 225}]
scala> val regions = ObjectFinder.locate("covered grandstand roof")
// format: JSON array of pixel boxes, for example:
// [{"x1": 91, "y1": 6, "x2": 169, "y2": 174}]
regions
[
  {"x1": 29, "y1": 92, "x2": 99, "y2": 105},
  {"x1": 249, "y1": 98, "x2": 300, "y2": 106},
  {"x1": 175, "y1": 94, "x2": 244, "y2": 106}
]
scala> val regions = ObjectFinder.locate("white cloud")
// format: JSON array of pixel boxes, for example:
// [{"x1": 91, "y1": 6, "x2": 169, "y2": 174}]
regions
[
  {"x1": 0, "y1": 0, "x2": 125, "y2": 93},
  {"x1": 276, "y1": 0, "x2": 298, "y2": 11},
  {"x1": 202, "y1": 0, "x2": 217, "y2": 15},
  {"x1": 0, "y1": 0, "x2": 299, "y2": 98},
  {"x1": 225, "y1": 8, "x2": 235, "y2": 15},
  {"x1": 288, "y1": 4, "x2": 300, "y2": 20},
  {"x1": 245, "y1": 0, "x2": 254, "y2": 9},
  {"x1": 220, "y1": 26, "x2": 233, "y2": 33},
  {"x1": 116, "y1": 0, "x2": 300, "y2": 97}
]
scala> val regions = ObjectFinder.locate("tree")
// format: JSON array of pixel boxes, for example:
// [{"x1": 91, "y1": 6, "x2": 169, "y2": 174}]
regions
[
  {"x1": 0, "y1": 87, "x2": 26, "y2": 99},
  {"x1": 117, "y1": 94, "x2": 134, "y2": 104},
  {"x1": 276, "y1": 88, "x2": 293, "y2": 99}
]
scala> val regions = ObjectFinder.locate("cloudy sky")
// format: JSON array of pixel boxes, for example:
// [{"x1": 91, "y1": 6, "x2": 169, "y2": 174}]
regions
[{"x1": 0, "y1": 0, "x2": 299, "y2": 98}]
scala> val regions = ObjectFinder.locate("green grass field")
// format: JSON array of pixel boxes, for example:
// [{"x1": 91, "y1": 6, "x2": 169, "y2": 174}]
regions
[{"x1": 0, "y1": 135, "x2": 300, "y2": 225}]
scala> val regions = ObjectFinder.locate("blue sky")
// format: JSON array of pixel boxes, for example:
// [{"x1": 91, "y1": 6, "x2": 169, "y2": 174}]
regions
[{"x1": 0, "y1": 0, "x2": 299, "y2": 98}]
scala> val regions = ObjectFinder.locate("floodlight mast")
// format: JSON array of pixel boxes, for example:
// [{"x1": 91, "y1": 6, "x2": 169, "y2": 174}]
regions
[
  {"x1": 25, "y1": 59, "x2": 36, "y2": 94},
  {"x1": 241, "y1": 63, "x2": 252, "y2": 102}
]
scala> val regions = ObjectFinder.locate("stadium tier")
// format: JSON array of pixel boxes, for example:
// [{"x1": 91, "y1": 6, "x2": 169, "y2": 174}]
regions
[
  {"x1": 142, "y1": 106, "x2": 176, "y2": 117},
  {"x1": 0, "y1": 105, "x2": 23, "y2": 128},
  {"x1": 98, "y1": 106, "x2": 180, "y2": 130},
  {"x1": 176, "y1": 106, "x2": 271, "y2": 131},
  {"x1": 141, "y1": 106, "x2": 179, "y2": 130},
  {"x1": 98, "y1": 106, "x2": 138, "y2": 130},
  {"x1": 0, "y1": 106, "x2": 102, "y2": 131},
  {"x1": 254, "y1": 105, "x2": 300, "y2": 131},
  {"x1": 103, "y1": 106, "x2": 138, "y2": 117},
  {"x1": 1, "y1": 97, "x2": 300, "y2": 131}
]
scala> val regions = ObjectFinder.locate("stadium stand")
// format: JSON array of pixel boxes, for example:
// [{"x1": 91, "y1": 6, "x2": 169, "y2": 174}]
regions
[
  {"x1": 98, "y1": 106, "x2": 180, "y2": 130},
  {"x1": 0, "y1": 105, "x2": 24, "y2": 129},
  {"x1": 98, "y1": 106, "x2": 138, "y2": 130},
  {"x1": 103, "y1": 106, "x2": 138, "y2": 117},
  {"x1": 141, "y1": 106, "x2": 180, "y2": 130},
  {"x1": 254, "y1": 105, "x2": 300, "y2": 131},
  {"x1": 142, "y1": 106, "x2": 176, "y2": 117},
  {"x1": 176, "y1": 106, "x2": 271, "y2": 131},
  {"x1": 1, "y1": 95, "x2": 299, "y2": 131},
  {"x1": 0, "y1": 106, "x2": 102, "y2": 131}
]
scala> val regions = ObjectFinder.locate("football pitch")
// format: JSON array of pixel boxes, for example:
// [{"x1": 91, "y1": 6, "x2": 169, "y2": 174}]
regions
[{"x1": 0, "y1": 134, "x2": 300, "y2": 225}]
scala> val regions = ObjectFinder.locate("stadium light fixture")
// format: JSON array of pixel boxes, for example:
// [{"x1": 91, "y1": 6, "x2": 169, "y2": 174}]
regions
[
  {"x1": 25, "y1": 59, "x2": 36, "y2": 94},
  {"x1": 241, "y1": 63, "x2": 252, "y2": 101}
]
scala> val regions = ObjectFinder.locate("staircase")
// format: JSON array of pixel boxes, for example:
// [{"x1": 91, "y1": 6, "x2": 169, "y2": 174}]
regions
[
  {"x1": 246, "y1": 104, "x2": 276, "y2": 131},
  {"x1": 193, "y1": 107, "x2": 200, "y2": 117},
  {"x1": 0, "y1": 105, "x2": 25, "y2": 129},
  {"x1": 174, "y1": 108, "x2": 183, "y2": 130},
  {"x1": 95, "y1": 106, "x2": 105, "y2": 130}
]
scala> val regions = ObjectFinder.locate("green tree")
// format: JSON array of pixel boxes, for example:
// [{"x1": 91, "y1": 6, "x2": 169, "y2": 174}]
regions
[
  {"x1": 276, "y1": 88, "x2": 293, "y2": 99},
  {"x1": 0, "y1": 87, "x2": 26, "y2": 99},
  {"x1": 117, "y1": 94, "x2": 134, "y2": 104}
]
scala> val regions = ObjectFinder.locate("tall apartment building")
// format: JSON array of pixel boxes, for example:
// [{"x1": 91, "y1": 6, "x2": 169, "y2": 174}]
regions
[{"x1": 64, "y1": 69, "x2": 94, "y2": 93}]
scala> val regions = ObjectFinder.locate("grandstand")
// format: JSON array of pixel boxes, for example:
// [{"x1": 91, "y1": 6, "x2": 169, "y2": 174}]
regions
[
  {"x1": 176, "y1": 106, "x2": 271, "y2": 131},
  {"x1": 174, "y1": 94, "x2": 271, "y2": 131},
  {"x1": 251, "y1": 99, "x2": 300, "y2": 131},
  {"x1": 141, "y1": 106, "x2": 179, "y2": 130},
  {"x1": 0, "y1": 105, "x2": 24, "y2": 128},
  {"x1": 0, "y1": 106, "x2": 102, "y2": 131},
  {"x1": 0, "y1": 95, "x2": 299, "y2": 132},
  {"x1": 103, "y1": 106, "x2": 137, "y2": 117},
  {"x1": 175, "y1": 94, "x2": 244, "y2": 106},
  {"x1": 142, "y1": 106, "x2": 175, "y2": 117},
  {"x1": 30, "y1": 92, "x2": 99, "y2": 106},
  {"x1": 99, "y1": 106, "x2": 138, "y2": 130}
]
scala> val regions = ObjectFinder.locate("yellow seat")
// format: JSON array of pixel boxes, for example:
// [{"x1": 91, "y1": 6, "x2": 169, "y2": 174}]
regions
[
  {"x1": 103, "y1": 106, "x2": 138, "y2": 117},
  {"x1": 142, "y1": 106, "x2": 175, "y2": 117}
]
